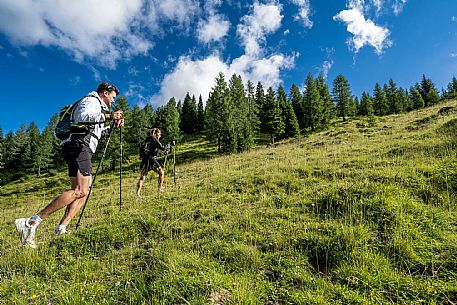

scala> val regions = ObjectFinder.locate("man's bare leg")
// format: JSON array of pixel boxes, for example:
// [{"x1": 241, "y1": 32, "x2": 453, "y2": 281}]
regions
[
  {"x1": 38, "y1": 171, "x2": 91, "y2": 220},
  {"x1": 57, "y1": 173, "x2": 92, "y2": 226}
]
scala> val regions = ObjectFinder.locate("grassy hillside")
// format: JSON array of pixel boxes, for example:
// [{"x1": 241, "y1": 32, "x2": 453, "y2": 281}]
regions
[{"x1": 1, "y1": 100, "x2": 457, "y2": 304}]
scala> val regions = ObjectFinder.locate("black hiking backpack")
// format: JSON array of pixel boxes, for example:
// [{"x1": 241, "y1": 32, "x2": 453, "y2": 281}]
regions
[
  {"x1": 139, "y1": 140, "x2": 151, "y2": 159},
  {"x1": 54, "y1": 99, "x2": 92, "y2": 140}
]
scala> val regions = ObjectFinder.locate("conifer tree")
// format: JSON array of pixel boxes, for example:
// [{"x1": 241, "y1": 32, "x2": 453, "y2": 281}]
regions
[
  {"x1": 277, "y1": 85, "x2": 289, "y2": 137},
  {"x1": 26, "y1": 122, "x2": 42, "y2": 176},
  {"x1": 398, "y1": 88, "x2": 412, "y2": 112},
  {"x1": 410, "y1": 85, "x2": 425, "y2": 110},
  {"x1": 263, "y1": 87, "x2": 284, "y2": 144},
  {"x1": 228, "y1": 74, "x2": 253, "y2": 151},
  {"x1": 1, "y1": 131, "x2": 16, "y2": 184},
  {"x1": 246, "y1": 80, "x2": 260, "y2": 133},
  {"x1": 332, "y1": 74, "x2": 352, "y2": 121},
  {"x1": 164, "y1": 97, "x2": 181, "y2": 143},
  {"x1": 127, "y1": 105, "x2": 150, "y2": 153},
  {"x1": 386, "y1": 79, "x2": 402, "y2": 114},
  {"x1": 205, "y1": 72, "x2": 229, "y2": 153},
  {"x1": 290, "y1": 83, "x2": 305, "y2": 129},
  {"x1": 256, "y1": 82, "x2": 267, "y2": 133},
  {"x1": 277, "y1": 85, "x2": 299, "y2": 138},
  {"x1": 359, "y1": 91, "x2": 373, "y2": 116},
  {"x1": 197, "y1": 95, "x2": 205, "y2": 133},
  {"x1": 180, "y1": 92, "x2": 198, "y2": 134},
  {"x1": 6, "y1": 124, "x2": 28, "y2": 176},
  {"x1": 420, "y1": 75, "x2": 440, "y2": 106},
  {"x1": 373, "y1": 83, "x2": 388, "y2": 116},
  {"x1": 445, "y1": 76, "x2": 457, "y2": 99},
  {"x1": 39, "y1": 119, "x2": 56, "y2": 176},
  {"x1": 282, "y1": 101, "x2": 300, "y2": 139},
  {"x1": 316, "y1": 75, "x2": 334, "y2": 128},
  {"x1": 303, "y1": 74, "x2": 323, "y2": 131},
  {"x1": 351, "y1": 96, "x2": 359, "y2": 116}
]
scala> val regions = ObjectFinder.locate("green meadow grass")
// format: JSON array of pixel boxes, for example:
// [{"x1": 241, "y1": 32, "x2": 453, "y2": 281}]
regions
[{"x1": 1, "y1": 100, "x2": 457, "y2": 304}]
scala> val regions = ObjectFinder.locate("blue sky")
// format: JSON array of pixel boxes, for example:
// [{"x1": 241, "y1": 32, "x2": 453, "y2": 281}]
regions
[{"x1": 0, "y1": 0, "x2": 456, "y2": 133}]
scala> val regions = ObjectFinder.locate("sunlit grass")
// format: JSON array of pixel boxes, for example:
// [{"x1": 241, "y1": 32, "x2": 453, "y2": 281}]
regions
[{"x1": 1, "y1": 100, "x2": 457, "y2": 304}]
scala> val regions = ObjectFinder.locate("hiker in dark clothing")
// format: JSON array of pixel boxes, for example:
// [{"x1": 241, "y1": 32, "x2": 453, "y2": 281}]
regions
[{"x1": 136, "y1": 128, "x2": 174, "y2": 198}]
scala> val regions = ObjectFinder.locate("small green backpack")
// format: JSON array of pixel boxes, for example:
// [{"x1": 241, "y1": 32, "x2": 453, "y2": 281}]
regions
[{"x1": 54, "y1": 99, "x2": 91, "y2": 140}]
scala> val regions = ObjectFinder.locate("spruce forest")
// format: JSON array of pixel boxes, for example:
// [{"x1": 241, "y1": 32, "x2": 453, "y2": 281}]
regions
[{"x1": 0, "y1": 73, "x2": 453, "y2": 186}]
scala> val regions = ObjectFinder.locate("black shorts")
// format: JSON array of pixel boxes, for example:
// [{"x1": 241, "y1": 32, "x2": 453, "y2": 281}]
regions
[
  {"x1": 62, "y1": 142, "x2": 93, "y2": 177},
  {"x1": 140, "y1": 157, "x2": 162, "y2": 171}
]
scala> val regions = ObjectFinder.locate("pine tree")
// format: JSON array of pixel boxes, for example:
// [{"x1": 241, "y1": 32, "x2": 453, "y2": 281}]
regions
[
  {"x1": 263, "y1": 87, "x2": 284, "y2": 144},
  {"x1": 373, "y1": 83, "x2": 388, "y2": 116},
  {"x1": 332, "y1": 74, "x2": 352, "y2": 121}
]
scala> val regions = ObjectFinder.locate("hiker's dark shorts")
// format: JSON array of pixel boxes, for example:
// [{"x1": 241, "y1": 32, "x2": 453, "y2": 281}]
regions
[
  {"x1": 62, "y1": 142, "x2": 93, "y2": 177},
  {"x1": 140, "y1": 157, "x2": 161, "y2": 172}
]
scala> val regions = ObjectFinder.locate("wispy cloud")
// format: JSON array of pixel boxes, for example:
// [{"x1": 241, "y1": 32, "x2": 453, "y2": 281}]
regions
[
  {"x1": 450, "y1": 53, "x2": 457, "y2": 58},
  {"x1": 392, "y1": 0, "x2": 407, "y2": 15},
  {"x1": 334, "y1": 2, "x2": 392, "y2": 54},
  {"x1": 69, "y1": 76, "x2": 81, "y2": 86},
  {"x1": 290, "y1": 0, "x2": 313, "y2": 29}
]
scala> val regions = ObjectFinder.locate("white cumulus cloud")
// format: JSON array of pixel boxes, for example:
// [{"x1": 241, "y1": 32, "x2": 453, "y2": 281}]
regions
[
  {"x1": 150, "y1": 2, "x2": 294, "y2": 105},
  {"x1": 334, "y1": 5, "x2": 392, "y2": 54},
  {"x1": 151, "y1": 52, "x2": 296, "y2": 105},
  {"x1": 237, "y1": 2, "x2": 283, "y2": 56},
  {"x1": 197, "y1": 14, "x2": 230, "y2": 44},
  {"x1": 0, "y1": 0, "x2": 203, "y2": 68}
]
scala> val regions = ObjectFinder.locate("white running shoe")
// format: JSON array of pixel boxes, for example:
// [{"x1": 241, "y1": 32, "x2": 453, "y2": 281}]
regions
[
  {"x1": 52, "y1": 225, "x2": 69, "y2": 238},
  {"x1": 15, "y1": 218, "x2": 37, "y2": 249}
]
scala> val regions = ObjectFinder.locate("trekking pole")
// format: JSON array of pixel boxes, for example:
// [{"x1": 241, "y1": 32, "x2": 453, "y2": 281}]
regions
[
  {"x1": 76, "y1": 125, "x2": 116, "y2": 230},
  {"x1": 119, "y1": 126, "x2": 123, "y2": 211}
]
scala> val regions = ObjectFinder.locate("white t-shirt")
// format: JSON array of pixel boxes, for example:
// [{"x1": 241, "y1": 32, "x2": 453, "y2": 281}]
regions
[{"x1": 61, "y1": 91, "x2": 110, "y2": 153}]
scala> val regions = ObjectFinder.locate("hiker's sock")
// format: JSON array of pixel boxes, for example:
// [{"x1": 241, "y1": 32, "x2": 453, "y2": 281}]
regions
[{"x1": 28, "y1": 215, "x2": 42, "y2": 227}]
